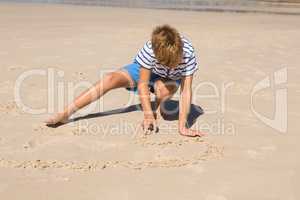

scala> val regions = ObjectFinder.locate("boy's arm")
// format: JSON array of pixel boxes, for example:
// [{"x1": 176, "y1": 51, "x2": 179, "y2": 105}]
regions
[
  {"x1": 179, "y1": 75, "x2": 205, "y2": 137},
  {"x1": 138, "y1": 66, "x2": 157, "y2": 133}
]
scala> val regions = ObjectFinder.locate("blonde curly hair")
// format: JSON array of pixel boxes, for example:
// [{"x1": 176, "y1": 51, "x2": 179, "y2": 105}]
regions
[{"x1": 151, "y1": 24, "x2": 183, "y2": 68}]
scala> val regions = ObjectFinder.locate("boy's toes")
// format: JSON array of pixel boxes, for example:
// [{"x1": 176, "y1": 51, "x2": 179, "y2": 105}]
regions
[
  {"x1": 44, "y1": 117, "x2": 57, "y2": 125},
  {"x1": 44, "y1": 113, "x2": 68, "y2": 125}
]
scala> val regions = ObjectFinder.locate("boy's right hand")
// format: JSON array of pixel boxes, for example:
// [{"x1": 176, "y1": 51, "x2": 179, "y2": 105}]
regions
[{"x1": 142, "y1": 116, "x2": 159, "y2": 135}]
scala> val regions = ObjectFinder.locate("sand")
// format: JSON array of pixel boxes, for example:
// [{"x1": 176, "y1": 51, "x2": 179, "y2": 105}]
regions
[{"x1": 0, "y1": 2, "x2": 299, "y2": 200}]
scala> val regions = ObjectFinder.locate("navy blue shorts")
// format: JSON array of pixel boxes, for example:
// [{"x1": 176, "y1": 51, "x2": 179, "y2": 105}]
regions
[{"x1": 122, "y1": 61, "x2": 181, "y2": 93}]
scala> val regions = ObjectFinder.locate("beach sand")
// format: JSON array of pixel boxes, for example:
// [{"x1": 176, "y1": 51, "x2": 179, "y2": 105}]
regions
[{"x1": 0, "y1": 2, "x2": 299, "y2": 199}]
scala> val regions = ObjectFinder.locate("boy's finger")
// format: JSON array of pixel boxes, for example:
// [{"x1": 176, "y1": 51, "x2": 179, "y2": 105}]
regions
[
  {"x1": 144, "y1": 127, "x2": 152, "y2": 135},
  {"x1": 150, "y1": 123, "x2": 159, "y2": 132},
  {"x1": 148, "y1": 124, "x2": 154, "y2": 131},
  {"x1": 151, "y1": 122, "x2": 159, "y2": 133},
  {"x1": 141, "y1": 122, "x2": 150, "y2": 134}
]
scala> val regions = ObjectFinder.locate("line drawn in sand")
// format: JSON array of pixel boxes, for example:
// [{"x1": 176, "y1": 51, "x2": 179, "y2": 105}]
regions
[{"x1": 0, "y1": 138, "x2": 224, "y2": 171}]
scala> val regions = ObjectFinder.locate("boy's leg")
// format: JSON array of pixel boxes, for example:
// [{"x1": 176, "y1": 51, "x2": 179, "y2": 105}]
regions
[
  {"x1": 45, "y1": 70, "x2": 134, "y2": 125},
  {"x1": 153, "y1": 79, "x2": 179, "y2": 119}
]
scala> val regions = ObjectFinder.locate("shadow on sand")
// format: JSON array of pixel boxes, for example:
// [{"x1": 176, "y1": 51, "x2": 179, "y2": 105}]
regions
[{"x1": 47, "y1": 99, "x2": 204, "y2": 128}]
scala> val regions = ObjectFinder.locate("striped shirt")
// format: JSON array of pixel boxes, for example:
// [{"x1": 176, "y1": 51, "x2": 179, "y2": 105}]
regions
[{"x1": 135, "y1": 36, "x2": 198, "y2": 80}]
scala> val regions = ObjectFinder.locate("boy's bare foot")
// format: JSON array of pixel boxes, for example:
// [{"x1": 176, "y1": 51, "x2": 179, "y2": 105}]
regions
[{"x1": 45, "y1": 112, "x2": 69, "y2": 125}]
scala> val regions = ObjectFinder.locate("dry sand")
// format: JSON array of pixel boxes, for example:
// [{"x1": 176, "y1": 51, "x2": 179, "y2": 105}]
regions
[{"x1": 0, "y1": 2, "x2": 299, "y2": 200}]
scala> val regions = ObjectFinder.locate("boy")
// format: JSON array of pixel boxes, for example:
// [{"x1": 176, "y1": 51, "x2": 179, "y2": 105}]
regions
[{"x1": 46, "y1": 24, "x2": 205, "y2": 137}]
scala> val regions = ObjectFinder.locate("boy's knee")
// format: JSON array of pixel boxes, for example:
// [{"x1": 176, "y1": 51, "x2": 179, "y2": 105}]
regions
[
  {"x1": 155, "y1": 81, "x2": 176, "y2": 100},
  {"x1": 102, "y1": 71, "x2": 125, "y2": 89},
  {"x1": 155, "y1": 89, "x2": 169, "y2": 100},
  {"x1": 104, "y1": 72, "x2": 125, "y2": 85},
  {"x1": 105, "y1": 72, "x2": 117, "y2": 81}
]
